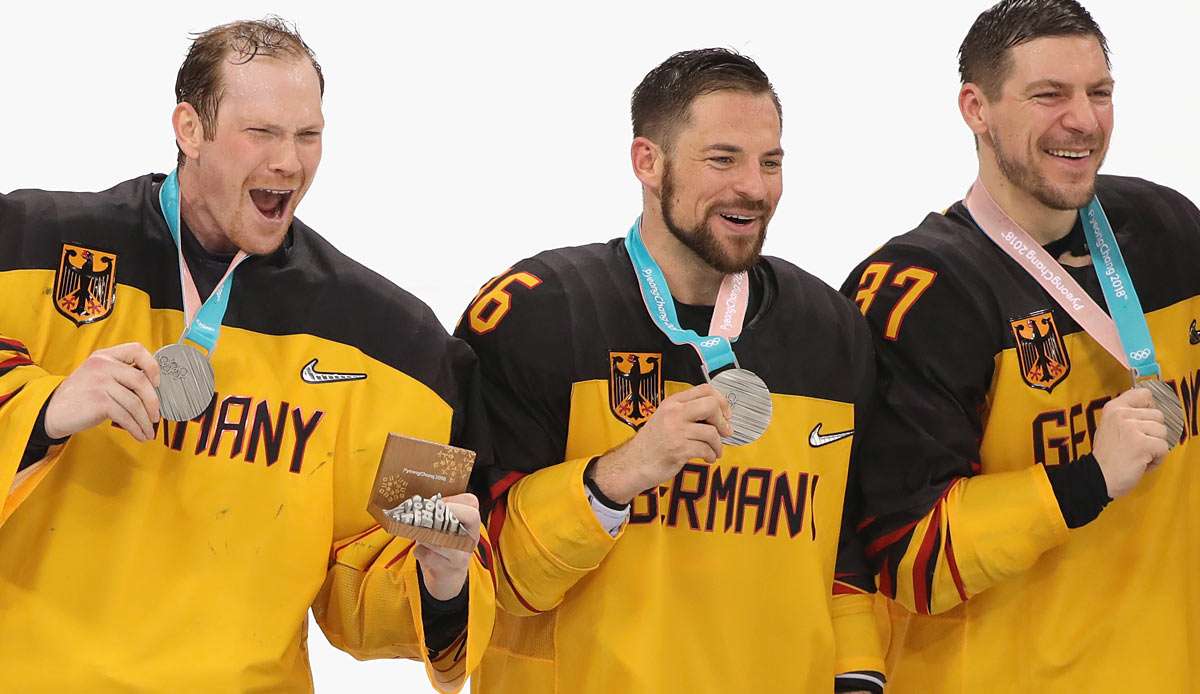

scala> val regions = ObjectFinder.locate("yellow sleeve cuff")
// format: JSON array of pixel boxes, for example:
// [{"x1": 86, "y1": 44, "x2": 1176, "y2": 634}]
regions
[
  {"x1": 499, "y1": 457, "x2": 619, "y2": 610},
  {"x1": 832, "y1": 592, "x2": 886, "y2": 676},
  {"x1": 2, "y1": 373, "x2": 66, "y2": 524},
  {"x1": 952, "y1": 465, "x2": 1069, "y2": 594}
]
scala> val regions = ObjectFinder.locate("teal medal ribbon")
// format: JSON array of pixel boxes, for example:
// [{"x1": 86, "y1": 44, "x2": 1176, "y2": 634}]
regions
[
  {"x1": 159, "y1": 169, "x2": 248, "y2": 352},
  {"x1": 1080, "y1": 198, "x2": 1158, "y2": 379},
  {"x1": 153, "y1": 169, "x2": 249, "y2": 421},
  {"x1": 624, "y1": 218, "x2": 739, "y2": 375}
]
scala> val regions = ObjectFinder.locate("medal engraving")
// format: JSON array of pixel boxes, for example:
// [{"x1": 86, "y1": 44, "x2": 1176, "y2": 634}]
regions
[
  {"x1": 154, "y1": 343, "x2": 216, "y2": 421},
  {"x1": 1136, "y1": 379, "x2": 1185, "y2": 450},
  {"x1": 710, "y1": 368, "x2": 772, "y2": 446}
]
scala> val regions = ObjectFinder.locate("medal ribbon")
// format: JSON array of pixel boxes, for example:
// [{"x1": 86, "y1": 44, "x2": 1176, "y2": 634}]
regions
[
  {"x1": 158, "y1": 169, "x2": 250, "y2": 353},
  {"x1": 625, "y1": 217, "x2": 750, "y2": 375},
  {"x1": 1079, "y1": 199, "x2": 1160, "y2": 378},
  {"x1": 965, "y1": 179, "x2": 1160, "y2": 378}
]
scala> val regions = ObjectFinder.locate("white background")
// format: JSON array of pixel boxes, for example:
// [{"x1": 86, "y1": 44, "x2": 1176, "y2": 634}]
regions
[{"x1": 3, "y1": 1, "x2": 1197, "y2": 691}]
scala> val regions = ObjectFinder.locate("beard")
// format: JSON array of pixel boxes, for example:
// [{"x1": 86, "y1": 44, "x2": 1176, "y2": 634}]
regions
[
  {"x1": 988, "y1": 128, "x2": 1106, "y2": 211},
  {"x1": 660, "y1": 163, "x2": 768, "y2": 274}
]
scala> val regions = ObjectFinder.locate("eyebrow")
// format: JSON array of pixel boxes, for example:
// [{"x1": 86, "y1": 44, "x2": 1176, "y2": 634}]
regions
[
  {"x1": 243, "y1": 119, "x2": 324, "y2": 132},
  {"x1": 1025, "y1": 78, "x2": 1115, "y2": 92},
  {"x1": 704, "y1": 143, "x2": 785, "y2": 157}
]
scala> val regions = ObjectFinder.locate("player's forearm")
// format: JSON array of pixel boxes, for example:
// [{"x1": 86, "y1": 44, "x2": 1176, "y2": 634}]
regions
[
  {"x1": 878, "y1": 466, "x2": 1068, "y2": 615},
  {"x1": 493, "y1": 457, "x2": 619, "y2": 613}
]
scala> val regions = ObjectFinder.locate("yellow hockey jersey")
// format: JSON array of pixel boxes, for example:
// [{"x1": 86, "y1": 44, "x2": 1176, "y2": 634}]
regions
[
  {"x1": 842, "y1": 175, "x2": 1200, "y2": 692},
  {"x1": 0, "y1": 174, "x2": 495, "y2": 692},
  {"x1": 457, "y1": 240, "x2": 885, "y2": 693}
]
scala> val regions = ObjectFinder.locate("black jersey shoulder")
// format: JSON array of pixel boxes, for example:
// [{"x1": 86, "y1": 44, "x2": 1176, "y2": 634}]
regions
[
  {"x1": 231, "y1": 217, "x2": 474, "y2": 406},
  {"x1": 0, "y1": 174, "x2": 181, "y2": 305},
  {"x1": 456, "y1": 240, "x2": 621, "y2": 384}
]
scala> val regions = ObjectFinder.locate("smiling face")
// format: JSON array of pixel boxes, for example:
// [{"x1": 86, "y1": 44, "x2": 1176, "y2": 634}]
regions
[
  {"x1": 176, "y1": 54, "x2": 324, "y2": 255},
  {"x1": 978, "y1": 35, "x2": 1113, "y2": 211},
  {"x1": 657, "y1": 89, "x2": 783, "y2": 273}
]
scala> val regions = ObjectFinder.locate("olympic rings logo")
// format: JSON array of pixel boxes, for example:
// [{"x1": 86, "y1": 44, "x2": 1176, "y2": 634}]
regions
[
  {"x1": 1129, "y1": 348, "x2": 1152, "y2": 361},
  {"x1": 700, "y1": 338, "x2": 722, "y2": 348}
]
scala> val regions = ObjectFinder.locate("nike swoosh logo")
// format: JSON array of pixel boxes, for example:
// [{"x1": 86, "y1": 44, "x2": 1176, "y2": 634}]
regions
[
  {"x1": 809, "y1": 423, "x2": 854, "y2": 448},
  {"x1": 300, "y1": 359, "x2": 367, "y2": 384}
]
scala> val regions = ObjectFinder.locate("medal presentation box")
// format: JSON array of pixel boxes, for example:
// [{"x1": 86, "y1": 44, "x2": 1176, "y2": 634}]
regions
[{"x1": 367, "y1": 434, "x2": 478, "y2": 552}]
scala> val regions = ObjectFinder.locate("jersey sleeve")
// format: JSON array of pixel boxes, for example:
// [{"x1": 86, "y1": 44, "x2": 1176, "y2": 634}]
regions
[
  {"x1": 840, "y1": 240, "x2": 1068, "y2": 616},
  {"x1": 455, "y1": 259, "x2": 619, "y2": 616},
  {"x1": 311, "y1": 330, "x2": 495, "y2": 694},
  {"x1": 0, "y1": 192, "x2": 70, "y2": 525},
  {"x1": 0, "y1": 336, "x2": 65, "y2": 525}
]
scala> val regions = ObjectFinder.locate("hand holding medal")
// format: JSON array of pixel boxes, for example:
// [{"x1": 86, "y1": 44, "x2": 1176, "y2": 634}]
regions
[
  {"x1": 1134, "y1": 379, "x2": 1185, "y2": 449},
  {"x1": 154, "y1": 170, "x2": 248, "y2": 421},
  {"x1": 1092, "y1": 387, "x2": 1174, "y2": 498},
  {"x1": 588, "y1": 383, "x2": 733, "y2": 505},
  {"x1": 42, "y1": 342, "x2": 163, "y2": 442}
]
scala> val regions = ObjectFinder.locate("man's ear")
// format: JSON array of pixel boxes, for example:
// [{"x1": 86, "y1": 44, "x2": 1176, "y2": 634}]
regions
[
  {"x1": 173, "y1": 102, "x2": 204, "y2": 163},
  {"x1": 631, "y1": 135, "x2": 666, "y2": 196}
]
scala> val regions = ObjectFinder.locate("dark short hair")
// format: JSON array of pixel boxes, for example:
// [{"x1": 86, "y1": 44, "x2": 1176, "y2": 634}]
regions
[
  {"x1": 174, "y1": 16, "x2": 324, "y2": 166},
  {"x1": 632, "y1": 48, "x2": 781, "y2": 151},
  {"x1": 959, "y1": 0, "x2": 1109, "y2": 99}
]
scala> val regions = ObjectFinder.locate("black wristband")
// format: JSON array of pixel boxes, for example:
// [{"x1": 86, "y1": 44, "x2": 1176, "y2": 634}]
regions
[
  {"x1": 30, "y1": 396, "x2": 70, "y2": 447},
  {"x1": 417, "y1": 563, "x2": 469, "y2": 656},
  {"x1": 583, "y1": 456, "x2": 627, "y2": 511},
  {"x1": 19, "y1": 397, "x2": 69, "y2": 473},
  {"x1": 1045, "y1": 454, "x2": 1111, "y2": 529}
]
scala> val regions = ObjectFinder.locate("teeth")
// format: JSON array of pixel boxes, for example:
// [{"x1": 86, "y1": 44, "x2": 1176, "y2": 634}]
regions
[
  {"x1": 1047, "y1": 149, "x2": 1090, "y2": 159},
  {"x1": 723, "y1": 214, "x2": 754, "y2": 221}
]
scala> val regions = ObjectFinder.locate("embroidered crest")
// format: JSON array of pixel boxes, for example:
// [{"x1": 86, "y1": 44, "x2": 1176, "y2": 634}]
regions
[
  {"x1": 1011, "y1": 310, "x2": 1071, "y2": 392},
  {"x1": 53, "y1": 243, "x2": 117, "y2": 326},
  {"x1": 609, "y1": 352, "x2": 663, "y2": 430}
]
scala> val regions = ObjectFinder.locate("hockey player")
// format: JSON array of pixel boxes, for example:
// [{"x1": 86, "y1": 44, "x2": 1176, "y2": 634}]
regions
[
  {"x1": 459, "y1": 48, "x2": 884, "y2": 693},
  {"x1": 0, "y1": 17, "x2": 493, "y2": 692},
  {"x1": 842, "y1": 1, "x2": 1197, "y2": 690}
]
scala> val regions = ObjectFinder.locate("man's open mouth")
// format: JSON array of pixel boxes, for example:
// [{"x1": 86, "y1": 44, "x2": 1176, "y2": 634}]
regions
[{"x1": 249, "y1": 188, "x2": 294, "y2": 220}]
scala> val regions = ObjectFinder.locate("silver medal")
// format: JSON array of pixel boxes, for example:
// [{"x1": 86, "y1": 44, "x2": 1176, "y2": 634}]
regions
[
  {"x1": 154, "y1": 342, "x2": 216, "y2": 421},
  {"x1": 1135, "y1": 379, "x2": 1185, "y2": 450},
  {"x1": 709, "y1": 368, "x2": 773, "y2": 446}
]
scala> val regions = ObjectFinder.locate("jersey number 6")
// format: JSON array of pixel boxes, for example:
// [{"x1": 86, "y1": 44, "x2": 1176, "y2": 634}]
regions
[
  {"x1": 852, "y1": 262, "x2": 937, "y2": 341},
  {"x1": 467, "y1": 271, "x2": 542, "y2": 335}
]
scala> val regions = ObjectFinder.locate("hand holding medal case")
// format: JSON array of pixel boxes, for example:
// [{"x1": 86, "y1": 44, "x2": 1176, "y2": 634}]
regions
[{"x1": 366, "y1": 434, "x2": 478, "y2": 552}]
